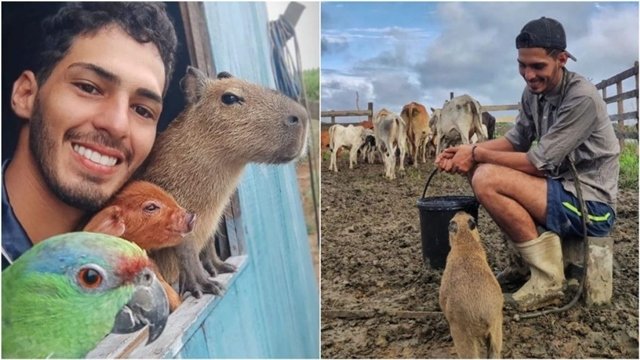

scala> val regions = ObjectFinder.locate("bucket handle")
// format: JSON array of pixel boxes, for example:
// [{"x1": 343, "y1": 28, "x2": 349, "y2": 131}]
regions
[{"x1": 421, "y1": 168, "x2": 439, "y2": 198}]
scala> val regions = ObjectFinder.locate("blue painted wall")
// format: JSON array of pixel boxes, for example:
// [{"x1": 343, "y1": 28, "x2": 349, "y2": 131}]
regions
[{"x1": 179, "y1": 3, "x2": 319, "y2": 358}]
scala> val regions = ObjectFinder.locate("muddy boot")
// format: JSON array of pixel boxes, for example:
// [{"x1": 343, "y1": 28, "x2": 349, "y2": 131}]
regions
[
  {"x1": 507, "y1": 232, "x2": 566, "y2": 311},
  {"x1": 496, "y1": 235, "x2": 530, "y2": 292}
]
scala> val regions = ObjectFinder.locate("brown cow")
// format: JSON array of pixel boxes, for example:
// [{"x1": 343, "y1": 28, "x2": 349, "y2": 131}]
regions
[
  {"x1": 401, "y1": 102, "x2": 431, "y2": 167},
  {"x1": 321, "y1": 129, "x2": 330, "y2": 150},
  {"x1": 359, "y1": 119, "x2": 374, "y2": 129}
]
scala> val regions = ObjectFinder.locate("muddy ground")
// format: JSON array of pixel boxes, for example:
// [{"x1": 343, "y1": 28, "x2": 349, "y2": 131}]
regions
[{"x1": 320, "y1": 154, "x2": 639, "y2": 358}]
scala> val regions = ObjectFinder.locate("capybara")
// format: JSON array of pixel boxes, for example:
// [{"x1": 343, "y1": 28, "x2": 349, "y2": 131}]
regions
[
  {"x1": 138, "y1": 66, "x2": 309, "y2": 298},
  {"x1": 439, "y1": 211, "x2": 503, "y2": 358},
  {"x1": 84, "y1": 180, "x2": 195, "y2": 312}
]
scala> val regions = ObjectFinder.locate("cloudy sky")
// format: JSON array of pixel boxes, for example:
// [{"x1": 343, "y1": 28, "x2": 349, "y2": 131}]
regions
[{"x1": 321, "y1": 1, "x2": 639, "y2": 123}]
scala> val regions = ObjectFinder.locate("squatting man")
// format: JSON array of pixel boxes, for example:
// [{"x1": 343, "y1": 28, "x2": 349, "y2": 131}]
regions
[{"x1": 435, "y1": 17, "x2": 619, "y2": 311}]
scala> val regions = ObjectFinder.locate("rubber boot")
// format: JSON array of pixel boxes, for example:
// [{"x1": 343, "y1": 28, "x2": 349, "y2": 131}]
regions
[
  {"x1": 496, "y1": 234, "x2": 530, "y2": 291},
  {"x1": 509, "y1": 231, "x2": 566, "y2": 311}
]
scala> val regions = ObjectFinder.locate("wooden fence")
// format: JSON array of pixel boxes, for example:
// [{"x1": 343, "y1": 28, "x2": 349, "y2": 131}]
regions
[
  {"x1": 321, "y1": 63, "x2": 639, "y2": 138},
  {"x1": 321, "y1": 102, "x2": 373, "y2": 124},
  {"x1": 595, "y1": 61, "x2": 639, "y2": 147}
]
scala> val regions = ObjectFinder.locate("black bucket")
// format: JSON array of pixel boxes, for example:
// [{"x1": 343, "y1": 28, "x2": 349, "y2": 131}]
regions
[{"x1": 416, "y1": 169, "x2": 479, "y2": 269}]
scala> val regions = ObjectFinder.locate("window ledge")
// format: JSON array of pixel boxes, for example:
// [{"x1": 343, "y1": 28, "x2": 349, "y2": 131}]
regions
[{"x1": 87, "y1": 255, "x2": 248, "y2": 359}]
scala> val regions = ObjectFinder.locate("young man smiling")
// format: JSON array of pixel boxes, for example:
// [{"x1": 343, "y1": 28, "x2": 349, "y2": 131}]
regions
[
  {"x1": 435, "y1": 17, "x2": 619, "y2": 311},
  {"x1": 2, "y1": 3, "x2": 177, "y2": 269}
]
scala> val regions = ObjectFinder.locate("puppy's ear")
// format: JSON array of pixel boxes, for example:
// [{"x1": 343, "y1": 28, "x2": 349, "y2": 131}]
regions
[{"x1": 84, "y1": 206, "x2": 126, "y2": 237}]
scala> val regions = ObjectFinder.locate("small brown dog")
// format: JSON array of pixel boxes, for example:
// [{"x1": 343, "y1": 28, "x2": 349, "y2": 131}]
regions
[
  {"x1": 439, "y1": 211, "x2": 503, "y2": 358},
  {"x1": 84, "y1": 180, "x2": 195, "y2": 312}
]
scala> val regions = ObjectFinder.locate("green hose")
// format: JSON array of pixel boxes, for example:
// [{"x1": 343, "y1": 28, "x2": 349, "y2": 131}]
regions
[{"x1": 515, "y1": 159, "x2": 591, "y2": 320}]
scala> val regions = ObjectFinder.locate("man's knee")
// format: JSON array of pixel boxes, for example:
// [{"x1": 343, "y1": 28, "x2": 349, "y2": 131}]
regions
[{"x1": 471, "y1": 163, "x2": 502, "y2": 197}]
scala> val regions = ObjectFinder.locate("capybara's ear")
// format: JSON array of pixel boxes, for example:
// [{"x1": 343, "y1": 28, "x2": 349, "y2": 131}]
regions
[
  {"x1": 180, "y1": 66, "x2": 209, "y2": 104},
  {"x1": 84, "y1": 206, "x2": 126, "y2": 237},
  {"x1": 216, "y1": 71, "x2": 233, "y2": 79},
  {"x1": 468, "y1": 216, "x2": 476, "y2": 231},
  {"x1": 448, "y1": 220, "x2": 458, "y2": 234}
]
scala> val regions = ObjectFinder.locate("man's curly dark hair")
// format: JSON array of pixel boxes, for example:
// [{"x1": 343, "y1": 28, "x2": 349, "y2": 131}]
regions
[{"x1": 37, "y1": 2, "x2": 178, "y2": 95}]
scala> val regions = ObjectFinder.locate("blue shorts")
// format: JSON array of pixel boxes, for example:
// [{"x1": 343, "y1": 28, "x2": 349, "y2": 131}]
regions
[{"x1": 545, "y1": 178, "x2": 616, "y2": 238}]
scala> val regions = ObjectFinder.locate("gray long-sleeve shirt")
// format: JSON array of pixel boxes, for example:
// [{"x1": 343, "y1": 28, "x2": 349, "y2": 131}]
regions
[{"x1": 505, "y1": 68, "x2": 620, "y2": 210}]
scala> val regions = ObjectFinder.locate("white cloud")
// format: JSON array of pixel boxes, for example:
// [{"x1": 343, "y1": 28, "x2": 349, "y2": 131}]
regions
[{"x1": 322, "y1": 2, "x2": 639, "y2": 121}]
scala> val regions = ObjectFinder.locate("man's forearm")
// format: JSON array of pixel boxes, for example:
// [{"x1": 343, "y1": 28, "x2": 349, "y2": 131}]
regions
[{"x1": 475, "y1": 138, "x2": 545, "y2": 177}]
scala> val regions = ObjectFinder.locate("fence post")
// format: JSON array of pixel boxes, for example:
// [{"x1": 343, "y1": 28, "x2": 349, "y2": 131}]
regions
[
  {"x1": 616, "y1": 80, "x2": 625, "y2": 149},
  {"x1": 635, "y1": 61, "x2": 639, "y2": 131},
  {"x1": 368, "y1": 102, "x2": 373, "y2": 123},
  {"x1": 331, "y1": 116, "x2": 335, "y2": 124}
]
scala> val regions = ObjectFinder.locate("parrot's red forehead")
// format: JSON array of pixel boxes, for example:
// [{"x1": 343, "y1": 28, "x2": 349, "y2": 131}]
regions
[{"x1": 117, "y1": 256, "x2": 151, "y2": 283}]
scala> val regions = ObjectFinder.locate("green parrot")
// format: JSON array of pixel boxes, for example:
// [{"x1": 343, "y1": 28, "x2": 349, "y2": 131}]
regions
[{"x1": 2, "y1": 232, "x2": 169, "y2": 358}]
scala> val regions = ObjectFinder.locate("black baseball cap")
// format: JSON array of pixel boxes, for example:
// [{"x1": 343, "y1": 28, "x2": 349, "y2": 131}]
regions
[{"x1": 516, "y1": 17, "x2": 577, "y2": 61}]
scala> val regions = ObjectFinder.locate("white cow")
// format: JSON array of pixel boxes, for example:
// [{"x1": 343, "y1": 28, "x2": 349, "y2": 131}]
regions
[
  {"x1": 471, "y1": 124, "x2": 489, "y2": 144},
  {"x1": 426, "y1": 107, "x2": 441, "y2": 159},
  {"x1": 373, "y1": 108, "x2": 407, "y2": 180},
  {"x1": 435, "y1": 95, "x2": 487, "y2": 155},
  {"x1": 328, "y1": 124, "x2": 367, "y2": 172}
]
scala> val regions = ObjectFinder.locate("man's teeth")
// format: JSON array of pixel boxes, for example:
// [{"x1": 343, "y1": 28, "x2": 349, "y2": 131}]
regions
[{"x1": 73, "y1": 144, "x2": 118, "y2": 167}]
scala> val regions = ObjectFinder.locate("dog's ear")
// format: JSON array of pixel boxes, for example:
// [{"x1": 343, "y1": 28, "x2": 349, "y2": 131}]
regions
[{"x1": 84, "y1": 206, "x2": 126, "y2": 237}]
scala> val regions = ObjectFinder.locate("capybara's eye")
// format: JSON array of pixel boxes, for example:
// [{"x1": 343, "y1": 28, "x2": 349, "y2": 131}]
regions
[
  {"x1": 221, "y1": 93, "x2": 244, "y2": 105},
  {"x1": 448, "y1": 221, "x2": 458, "y2": 234},
  {"x1": 468, "y1": 217, "x2": 476, "y2": 230},
  {"x1": 143, "y1": 202, "x2": 160, "y2": 212}
]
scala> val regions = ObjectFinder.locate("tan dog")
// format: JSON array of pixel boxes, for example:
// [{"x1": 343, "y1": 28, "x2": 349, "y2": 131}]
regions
[
  {"x1": 439, "y1": 211, "x2": 503, "y2": 358},
  {"x1": 84, "y1": 180, "x2": 195, "y2": 312}
]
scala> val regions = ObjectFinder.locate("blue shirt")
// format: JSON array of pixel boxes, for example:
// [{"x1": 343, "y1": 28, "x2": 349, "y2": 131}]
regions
[{"x1": 2, "y1": 159, "x2": 33, "y2": 270}]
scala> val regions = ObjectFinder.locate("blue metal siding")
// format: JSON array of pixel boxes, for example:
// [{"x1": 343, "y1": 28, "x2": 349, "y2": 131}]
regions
[{"x1": 178, "y1": 2, "x2": 319, "y2": 358}]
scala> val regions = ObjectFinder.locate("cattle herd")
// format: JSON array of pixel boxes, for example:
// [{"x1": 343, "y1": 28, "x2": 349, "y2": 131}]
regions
[{"x1": 326, "y1": 94, "x2": 496, "y2": 179}]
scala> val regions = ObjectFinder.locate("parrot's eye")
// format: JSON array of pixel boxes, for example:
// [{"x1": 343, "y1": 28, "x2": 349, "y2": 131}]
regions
[
  {"x1": 143, "y1": 202, "x2": 160, "y2": 213},
  {"x1": 78, "y1": 267, "x2": 103, "y2": 289}
]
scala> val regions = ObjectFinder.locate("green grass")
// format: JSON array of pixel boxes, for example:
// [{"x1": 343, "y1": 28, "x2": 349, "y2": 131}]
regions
[
  {"x1": 303, "y1": 68, "x2": 319, "y2": 101},
  {"x1": 619, "y1": 142, "x2": 638, "y2": 190},
  {"x1": 494, "y1": 122, "x2": 637, "y2": 190}
]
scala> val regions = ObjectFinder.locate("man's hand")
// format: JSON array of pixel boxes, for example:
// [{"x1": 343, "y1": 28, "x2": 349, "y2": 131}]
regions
[{"x1": 435, "y1": 145, "x2": 475, "y2": 174}]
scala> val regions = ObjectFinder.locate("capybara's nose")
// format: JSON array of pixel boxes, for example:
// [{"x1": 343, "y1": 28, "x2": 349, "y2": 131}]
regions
[{"x1": 186, "y1": 212, "x2": 196, "y2": 232}]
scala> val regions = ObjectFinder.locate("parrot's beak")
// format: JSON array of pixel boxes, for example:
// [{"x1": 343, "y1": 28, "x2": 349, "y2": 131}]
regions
[{"x1": 111, "y1": 268, "x2": 170, "y2": 344}]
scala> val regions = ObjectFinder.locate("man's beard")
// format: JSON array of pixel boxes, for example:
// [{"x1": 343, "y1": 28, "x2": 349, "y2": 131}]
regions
[{"x1": 29, "y1": 96, "x2": 115, "y2": 212}]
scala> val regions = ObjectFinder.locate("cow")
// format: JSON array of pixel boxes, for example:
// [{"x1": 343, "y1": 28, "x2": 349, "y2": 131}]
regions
[
  {"x1": 358, "y1": 128, "x2": 377, "y2": 164},
  {"x1": 321, "y1": 129, "x2": 330, "y2": 150},
  {"x1": 435, "y1": 95, "x2": 487, "y2": 155},
  {"x1": 481, "y1": 111, "x2": 496, "y2": 140},
  {"x1": 425, "y1": 107, "x2": 441, "y2": 158},
  {"x1": 470, "y1": 124, "x2": 489, "y2": 144},
  {"x1": 373, "y1": 108, "x2": 407, "y2": 180},
  {"x1": 359, "y1": 119, "x2": 374, "y2": 130},
  {"x1": 328, "y1": 124, "x2": 367, "y2": 172},
  {"x1": 401, "y1": 101, "x2": 431, "y2": 168}
]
